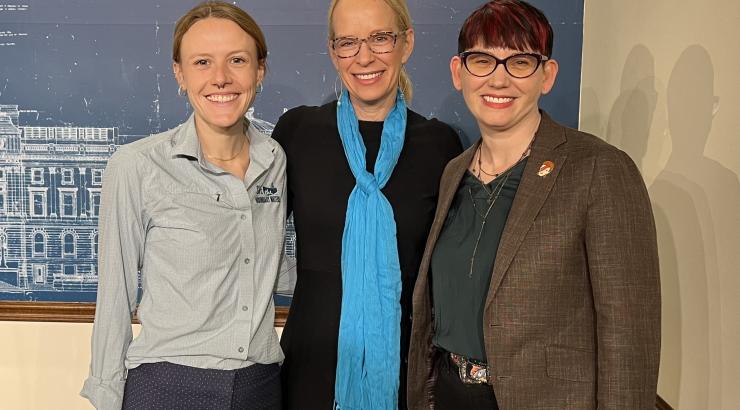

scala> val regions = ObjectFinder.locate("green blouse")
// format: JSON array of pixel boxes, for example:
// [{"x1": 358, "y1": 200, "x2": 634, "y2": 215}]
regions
[{"x1": 431, "y1": 158, "x2": 527, "y2": 361}]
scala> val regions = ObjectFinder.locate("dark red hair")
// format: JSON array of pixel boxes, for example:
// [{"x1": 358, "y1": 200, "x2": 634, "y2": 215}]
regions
[{"x1": 458, "y1": 0, "x2": 553, "y2": 57}]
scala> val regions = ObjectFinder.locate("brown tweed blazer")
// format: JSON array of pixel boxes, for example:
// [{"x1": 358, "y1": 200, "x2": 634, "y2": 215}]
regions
[{"x1": 407, "y1": 113, "x2": 661, "y2": 410}]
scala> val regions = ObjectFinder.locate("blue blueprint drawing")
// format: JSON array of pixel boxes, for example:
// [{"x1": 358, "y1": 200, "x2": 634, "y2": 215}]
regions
[
  {"x1": 0, "y1": 0, "x2": 583, "y2": 303},
  {"x1": 0, "y1": 104, "x2": 292, "y2": 302}
]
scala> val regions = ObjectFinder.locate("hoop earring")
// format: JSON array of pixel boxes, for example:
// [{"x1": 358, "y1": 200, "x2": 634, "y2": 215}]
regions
[
  {"x1": 256, "y1": 82, "x2": 263, "y2": 94},
  {"x1": 334, "y1": 75, "x2": 344, "y2": 101},
  {"x1": 177, "y1": 86, "x2": 186, "y2": 97},
  {"x1": 398, "y1": 66, "x2": 406, "y2": 101}
]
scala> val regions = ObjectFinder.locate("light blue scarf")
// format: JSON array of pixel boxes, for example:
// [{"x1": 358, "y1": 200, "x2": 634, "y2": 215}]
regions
[{"x1": 334, "y1": 89, "x2": 406, "y2": 410}]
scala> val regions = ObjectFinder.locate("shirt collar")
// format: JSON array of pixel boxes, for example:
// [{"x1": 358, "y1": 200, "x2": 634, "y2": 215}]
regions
[
  {"x1": 170, "y1": 113, "x2": 202, "y2": 161},
  {"x1": 244, "y1": 119, "x2": 276, "y2": 185},
  {"x1": 169, "y1": 113, "x2": 276, "y2": 176}
]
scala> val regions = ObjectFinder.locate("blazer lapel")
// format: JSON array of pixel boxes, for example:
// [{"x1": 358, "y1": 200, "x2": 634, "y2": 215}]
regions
[
  {"x1": 414, "y1": 143, "x2": 477, "y2": 305},
  {"x1": 424, "y1": 144, "x2": 477, "y2": 265},
  {"x1": 486, "y1": 113, "x2": 568, "y2": 304}
]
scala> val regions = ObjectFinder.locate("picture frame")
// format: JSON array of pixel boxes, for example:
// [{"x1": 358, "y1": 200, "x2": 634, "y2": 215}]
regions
[
  {"x1": 0, "y1": 301, "x2": 288, "y2": 326},
  {"x1": 0, "y1": 0, "x2": 580, "y2": 326},
  {"x1": 0, "y1": 104, "x2": 293, "y2": 325}
]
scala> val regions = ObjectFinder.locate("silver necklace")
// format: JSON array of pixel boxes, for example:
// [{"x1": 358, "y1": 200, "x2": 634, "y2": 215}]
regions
[
  {"x1": 467, "y1": 170, "x2": 512, "y2": 278},
  {"x1": 465, "y1": 135, "x2": 535, "y2": 278},
  {"x1": 473, "y1": 138, "x2": 533, "y2": 183}
]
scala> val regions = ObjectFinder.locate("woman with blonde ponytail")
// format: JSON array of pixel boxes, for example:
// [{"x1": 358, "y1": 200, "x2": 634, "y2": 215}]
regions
[{"x1": 271, "y1": 0, "x2": 462, "y2": 408}]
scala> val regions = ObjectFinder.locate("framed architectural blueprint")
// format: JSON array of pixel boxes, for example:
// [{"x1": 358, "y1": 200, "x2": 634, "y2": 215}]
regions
[{"x1": 0, "y1": 0, "x2": 583, "y2": 322}]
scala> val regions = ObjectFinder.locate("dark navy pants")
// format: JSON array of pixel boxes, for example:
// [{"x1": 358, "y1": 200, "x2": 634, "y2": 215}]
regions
[{"x1": 122, "y1": 361, "x2": 281, "y2": 410}]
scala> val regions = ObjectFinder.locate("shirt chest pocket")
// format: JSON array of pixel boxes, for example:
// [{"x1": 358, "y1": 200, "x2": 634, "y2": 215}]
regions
[{"x1": 148, "y1": 191, "x2": 233, "y2": 246}]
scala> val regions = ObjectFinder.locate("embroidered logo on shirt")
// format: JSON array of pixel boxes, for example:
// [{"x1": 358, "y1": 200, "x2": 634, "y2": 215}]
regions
[{"x1": 255, "y1": 184, "x2": 281, "y2": 203}]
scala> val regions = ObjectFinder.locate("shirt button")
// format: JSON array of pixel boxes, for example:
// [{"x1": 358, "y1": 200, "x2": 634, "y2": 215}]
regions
[
  {"x1": 244, "y1": 258, "x2": 250, "y2": 265},
  {"x1": 238, "y1": 347, "x2": 244, "y2": 353},
  {"x1": 242, "y1": 306, "x2": 248, "y2": 311},
  {"x1": 240, "y1": 214, "x2": 247, "y2": 220}
]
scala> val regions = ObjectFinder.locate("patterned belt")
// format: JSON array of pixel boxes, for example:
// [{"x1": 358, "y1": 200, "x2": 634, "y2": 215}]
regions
[{"x1": 449, "y1": 352, "x2": 489, "y2": 384}]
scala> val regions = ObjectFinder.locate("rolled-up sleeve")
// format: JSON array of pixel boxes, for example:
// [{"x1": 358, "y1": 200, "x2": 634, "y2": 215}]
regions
[{"x1": 81, "y1": 149, "x2": 146, "y2": 410}]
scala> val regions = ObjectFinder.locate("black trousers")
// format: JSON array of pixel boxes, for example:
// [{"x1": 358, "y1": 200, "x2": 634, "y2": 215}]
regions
[
  {"x1": 122, "y1": 361, "x2": 281, "y2": 410},
  {"x1": 433, "y1": 352, "x2": 498, "y2": 409}
]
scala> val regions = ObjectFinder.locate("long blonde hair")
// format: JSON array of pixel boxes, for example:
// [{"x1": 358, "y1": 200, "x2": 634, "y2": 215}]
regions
[{"x1": 327, "y1": 0, "x2": 414, "y2": 102}]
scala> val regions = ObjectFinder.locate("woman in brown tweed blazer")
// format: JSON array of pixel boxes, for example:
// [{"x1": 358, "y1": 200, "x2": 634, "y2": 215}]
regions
[{"x1": 406, "y1": 1, "x2": 661, "y2": 409}]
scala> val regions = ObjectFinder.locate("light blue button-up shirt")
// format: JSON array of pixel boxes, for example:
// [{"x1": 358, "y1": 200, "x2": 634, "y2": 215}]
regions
[{"x1": 81, "y1": 115, "x2": 290, "y2": 410}]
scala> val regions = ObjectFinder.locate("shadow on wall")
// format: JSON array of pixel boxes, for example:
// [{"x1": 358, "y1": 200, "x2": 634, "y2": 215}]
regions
[
  {"x1": 604, "y1": 45, "x2": 684, "y2": 406},
  {"x1": 605, "y1": 44, "x2": 658, "y2": 162},
  {"x1": 646, "y1": 44, "x2": 740, "y2": 410}
]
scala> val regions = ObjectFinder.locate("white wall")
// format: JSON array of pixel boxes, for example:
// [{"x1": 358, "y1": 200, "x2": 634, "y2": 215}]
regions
[
  {"x1": 1, "y1": 322, "x2": 102, "y2": 410},
  {"x1": 580, "y1": 1, "x2": 740, "y2": 408},
  {"x1": 0, "y1": 322, "x2": 284, "y2": 410}
]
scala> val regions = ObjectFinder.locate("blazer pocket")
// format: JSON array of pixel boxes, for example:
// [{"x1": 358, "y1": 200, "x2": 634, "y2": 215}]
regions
[{"x1": 545, "y1": 345, "x2": 595, "y2": 382}]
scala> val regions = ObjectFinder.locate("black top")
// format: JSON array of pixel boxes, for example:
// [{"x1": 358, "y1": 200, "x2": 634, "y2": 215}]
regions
[
  {"x1": 431, "y1": 159, "x2": 527, "y2": 361},
  {"x1": 273, "y1": 101, "x2": 462, "y2": 410}
]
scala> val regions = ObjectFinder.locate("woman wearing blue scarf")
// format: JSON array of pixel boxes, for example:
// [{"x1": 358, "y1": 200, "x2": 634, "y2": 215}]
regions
[{"x1": 273, "y1": 0, "x2": 462, "y2": 408}]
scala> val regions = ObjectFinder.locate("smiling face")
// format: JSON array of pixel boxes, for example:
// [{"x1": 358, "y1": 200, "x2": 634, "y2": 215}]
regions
[
  {"x1": 329, "y1": 0, "x2": 414, "y2": 115},
  {"x1": 173, "y1": 17, "x2": 264, "y2": 136},
  {"x1": 451, "y1": 45, "x2": 558, "y2": 135}
]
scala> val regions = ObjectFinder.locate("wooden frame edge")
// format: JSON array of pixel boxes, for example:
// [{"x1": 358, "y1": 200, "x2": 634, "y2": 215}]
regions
[{"x1": 0, "y1": 301, "x2": 288, "y2": 327}]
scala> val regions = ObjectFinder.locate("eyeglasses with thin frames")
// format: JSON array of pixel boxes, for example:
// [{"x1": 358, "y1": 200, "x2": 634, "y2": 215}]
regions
[
  {"x1": 331, "y1": 30, "x2": 406, "y2": 59},
  {"x1": 459, "y1": 51, "x2": 549, "y2": 79}
]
